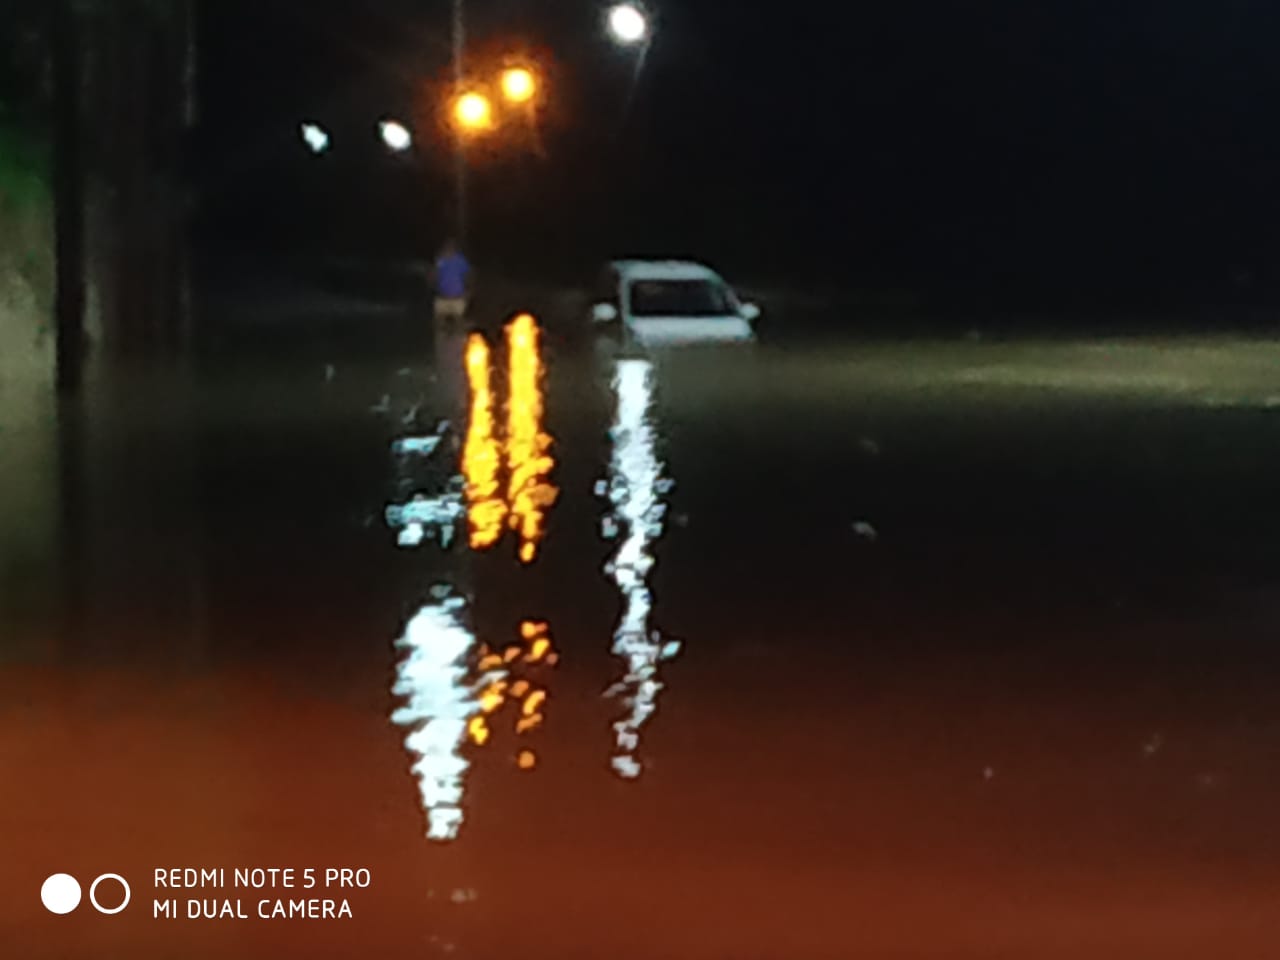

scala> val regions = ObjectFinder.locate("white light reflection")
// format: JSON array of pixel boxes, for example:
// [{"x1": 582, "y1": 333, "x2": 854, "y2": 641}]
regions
[
  {"x1": 385, "y1": 422, "x2": 464, "y2": 550},
  {"x1": 392, "y1": 435, "x2": 443, "y2": 457},
  {"x1": 398, "y1": 523, "x2": 426, "y2": 548},
  {"x1": 391, "y1": 595, "x2": 480, "y2": 840},
  {"x1": 385, "y1": 490, "x2": 465, "y2": 549},
  {"x1": 601, "y1": 359, "x2": 680, "y2": 779}
]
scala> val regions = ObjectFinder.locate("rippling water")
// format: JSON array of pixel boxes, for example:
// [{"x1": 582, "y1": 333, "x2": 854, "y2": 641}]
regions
[{"x1": 7, "y1": 327, "x2": 1280, "y2": 958}]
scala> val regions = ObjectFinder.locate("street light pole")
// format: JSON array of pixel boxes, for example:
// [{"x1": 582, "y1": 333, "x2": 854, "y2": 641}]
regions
[{"x1": 452, "y1": 0, "x2": 468, "y2": 244}]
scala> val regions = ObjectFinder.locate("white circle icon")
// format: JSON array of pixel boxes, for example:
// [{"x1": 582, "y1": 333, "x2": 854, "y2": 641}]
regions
[
  {"x1": 41, "y1": 874, "x2": 82, "y2": 915},
  {"x1": 89, "y1": 874, "x2": 131, "y2": 915}
]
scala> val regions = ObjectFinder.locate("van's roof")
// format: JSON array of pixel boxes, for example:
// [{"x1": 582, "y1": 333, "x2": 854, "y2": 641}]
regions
[{"x1": 610, "y1": 259, "x2": 722, "y2": 282}]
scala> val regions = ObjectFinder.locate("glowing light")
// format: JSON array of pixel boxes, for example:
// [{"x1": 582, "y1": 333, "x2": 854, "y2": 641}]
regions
[
  {"x1": 453, "y1": 92, "x2": 493, "y2": 131},
  {"x1": 300, "y1": 122, "x2": 330, "y2": 154},
  {"x1": 455, "y1": 620, "x2": 559, "y2": 769},
  {"x1": 505, "y1": 314, "x2": 559, "y2": 564},
  {"x1": 463, "y1": 335, "x2": 507, "y2": 549},
  {"x1": 517, "y1": 751, "x2": 537, "y2": 770},
  {"x1": 607, "y1": 3, "x2": 649, "y2": 44},
  {"x1": 478, "y1": 681, "x2": 507, "y2": 714},
  {"x1": 380, "y1": 119, "x2": 412, "y2": 152},
  {"x1": 500, "y1": 67, "x2": 537, "y2": 104},
  {"x1": 527, "y1": 637, "x2": 551, "y2": 663},
  {"x1": 521, "y1": 620, "x2": 548, "y2": 640},
  {"x1": 459, "y1": 320, "x2": 559, "y2": 559},
  {"x1": 600, "y1": 359, "x2": 679, "y2": 779},
  {"x1": 468, "y1": 716, "x2": 491, "y2": 746},
  {"x1": 391, "y1": 596, "x2": 479, "y2": 840}
]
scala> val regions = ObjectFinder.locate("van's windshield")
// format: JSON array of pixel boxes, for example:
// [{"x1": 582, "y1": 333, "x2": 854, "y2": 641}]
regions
[{"x1": 628, "y1": 279, "x2": 736, "y2": 317}]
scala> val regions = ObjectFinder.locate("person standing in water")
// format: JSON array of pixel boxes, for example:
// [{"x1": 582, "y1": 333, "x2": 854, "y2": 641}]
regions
[
  {"x1": 431, "y1": 238, "x2": 472, "y2": 330},
  {"x1": 429, "y1": 238, "x2": 472, "y2": 419}
]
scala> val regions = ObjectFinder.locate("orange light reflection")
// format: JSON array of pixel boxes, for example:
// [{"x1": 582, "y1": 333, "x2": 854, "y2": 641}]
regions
[
  {"x1": 463, "y1": 622, "x2": 559, "y2": 757},
  {"x1": 463, "y1": 334, "x2": 507, "y2": 549},
  {"x1": 505, "y1": 314, "x2": 558, "y2": 564},
  {"x1": 468, "y1": 715, "x2": 491, "y2": 746}
]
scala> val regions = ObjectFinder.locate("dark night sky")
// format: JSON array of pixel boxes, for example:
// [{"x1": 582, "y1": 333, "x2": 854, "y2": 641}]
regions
[{"x1": 197, "y1": 1, "x2": 1280, "y2": 303}]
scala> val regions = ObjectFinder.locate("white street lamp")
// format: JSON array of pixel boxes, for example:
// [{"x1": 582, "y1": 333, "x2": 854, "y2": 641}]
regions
[
  {"x1": 301, "y1": 122, "x2": 330, "y2": 154},
  {"x1": 380, "y1": 119, "x2": 413, "y2": 153},
  {"x1": 607, "y1": 3, "x2": 649, "y2": 45}
]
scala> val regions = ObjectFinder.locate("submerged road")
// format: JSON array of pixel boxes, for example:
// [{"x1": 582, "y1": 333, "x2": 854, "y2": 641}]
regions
[{"x1": 3, "y1": 293, "x2": 1280, "y2": 957}]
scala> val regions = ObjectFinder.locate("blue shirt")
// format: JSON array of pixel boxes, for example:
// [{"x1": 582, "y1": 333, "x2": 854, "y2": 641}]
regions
[{"x1": 435, "y1": 253, "x2": 470, "y2": 298}]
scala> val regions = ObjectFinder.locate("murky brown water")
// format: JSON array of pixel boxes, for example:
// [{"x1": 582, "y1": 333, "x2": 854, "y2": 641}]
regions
[{"x1": 4, "y1": 316, "x2": 1280, "y2": 957}]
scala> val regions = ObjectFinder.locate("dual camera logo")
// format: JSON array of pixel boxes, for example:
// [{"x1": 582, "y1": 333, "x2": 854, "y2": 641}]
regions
[{"x1": 41, "y1": 873, "x2": 131, "y2": 916}]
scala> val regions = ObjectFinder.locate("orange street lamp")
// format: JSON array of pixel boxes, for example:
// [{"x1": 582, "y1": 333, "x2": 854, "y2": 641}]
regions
[
  {"x1": 500, "y1": 67, "x2": 537, "y2": 104},
  {"x1": 453, "y1": 91, "x2": 493, "y2": 131}
]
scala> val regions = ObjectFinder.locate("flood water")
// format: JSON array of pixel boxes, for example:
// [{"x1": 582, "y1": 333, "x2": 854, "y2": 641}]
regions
[{"x1": 4, "y1": 303, "x2": 1280, "y2": 958}]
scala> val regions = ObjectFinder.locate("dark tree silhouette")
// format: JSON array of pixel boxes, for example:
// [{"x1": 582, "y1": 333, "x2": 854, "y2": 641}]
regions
[{"x1": 31, "y1": 0, "x2": 199, "y2": 388}]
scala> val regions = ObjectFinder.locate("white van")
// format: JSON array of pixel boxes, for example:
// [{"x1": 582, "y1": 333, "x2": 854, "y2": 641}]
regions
[{"x1": 591, "y1": 260, "x2": 761, "y2": 347}]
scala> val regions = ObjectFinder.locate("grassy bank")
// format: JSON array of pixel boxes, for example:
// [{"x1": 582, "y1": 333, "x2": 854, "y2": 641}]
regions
[
  {"x1": 0, "y1": 123, "x2": 57, "y2": 635},
  {"x1": 0, "y1": 123, "x2": 53, "y2": 352}
]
